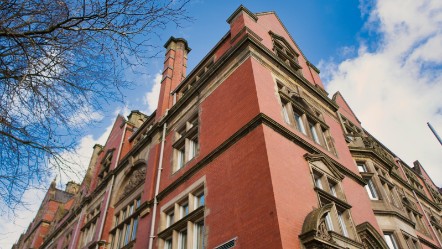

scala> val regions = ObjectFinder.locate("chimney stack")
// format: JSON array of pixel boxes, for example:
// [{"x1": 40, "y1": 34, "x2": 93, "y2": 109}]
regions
[{"x1": 155, "y1": 37, "x2": 191, "y2": 120}]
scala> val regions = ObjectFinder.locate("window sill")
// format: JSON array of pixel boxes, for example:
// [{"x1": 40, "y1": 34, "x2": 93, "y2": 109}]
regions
[
  {"x1": 158, "y1": 206, "x2": 204, "y2": 239},
  {"x1": 314, "y1": 187, "x2": 351, "y2": 209},
  {"x1": 172, "y1": 155, "x2": 199, "y2": 175}
]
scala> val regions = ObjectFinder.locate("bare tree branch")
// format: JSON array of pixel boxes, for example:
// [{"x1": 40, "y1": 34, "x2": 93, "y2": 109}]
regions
[{"x1": 0, "y1": 0, "x2": 191, "y2": 216}]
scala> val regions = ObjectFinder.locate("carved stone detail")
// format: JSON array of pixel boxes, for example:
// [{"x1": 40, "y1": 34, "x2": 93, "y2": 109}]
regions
[
  {"x1": 119, "y1": 167, "x2": 146, "y2": 201},
  {"x1": 316, "y1": 219, "x2": 332, "y2": 241},
  {"x1": 361, "y1": 137, "x2": 395, "y2": 164}
]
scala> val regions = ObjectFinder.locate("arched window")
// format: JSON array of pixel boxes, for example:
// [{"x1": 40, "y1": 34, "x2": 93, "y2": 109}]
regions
[{"x1": 109, "y1": 161, "x2": 147, "y2": 249}]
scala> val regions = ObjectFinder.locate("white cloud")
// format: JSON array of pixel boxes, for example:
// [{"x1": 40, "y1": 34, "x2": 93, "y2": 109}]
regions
[
  {"x1": 0, "y1": 189, "x2": 45, "y2": 249},
  {"x1": 0, "y1": 115, "x2": 117, "y2": 249},
  {"x1": 324, "y1": 0, "x2": 442, "y2": 185},
  {"x1": 68, "y1": 105, "x2": 104, "y2": 127},
  {"x1": 144, "y1": 72, "x2": 162, "y2": 114}
]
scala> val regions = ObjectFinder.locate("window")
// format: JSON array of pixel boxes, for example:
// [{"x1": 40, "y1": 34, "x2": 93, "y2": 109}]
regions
[
  {"x1": 314, "y1": 172, "x2": 323, "y2": 190},
  {"x1": 382, "y1": 182, "x2": 401, "y2": 208},
  {"x1": 406, "y1": 209, "x2": 427, "y2": 234},
  {"x1": 277, "y1": 83, "x2": 335, "y2": 153},
  {"x1": 193, "y1": 220, "x2": 205, "y2": 249},
  {"x1": 166, "y1": 210, "x2": 174, "y2": 227},
  {"x1": 194, "y1": 192, "x2": 205, "y2": 209},
  {"x1": 180, "y1": 202, "x2": 189, "y2": 218},
  {"x1": 384, "y1": 233, "x2": 399, "y2": 249},
  {"x1": 282, "y1": 101, "x2": 291, "y2": 124},
  {"x1": 110, "y1": 197, "x2": 141, "y2": 249},
  {"x1": 364, "y1": 178, "x2": 379, "y2": 200},
  {"x1": 164, "y1": 238, "x2": 172, "y2": 249},
  {"x1": 160, "y1": 185, "x2": 205, "y2": 249},
  {"x1": 329, "y1": 181, "x2": 338, "y2": 197},
  {"x1": 403, "y1": 234, "x2": 420, "y2": 249},
  {"x1": 325, "y1": 212, "x2": 334, "y2": 231},
  {"x1": 80, "y1": 204, "x2": 101, "y2": 246},
  {"x1": 98, "y1": 150, "x2": 114, "y2": 181},
  {"x1": 174, "y1": 114, "x2": 199, "y2": 171},
  {"x1": 179, "y1": 58, "x2": 214, "y2": 98},
  {"x1": 294, "y1": 111, "x2": 307, "y2": 135},
  {"x1": 337, "y1": 212, "x2": 349, "y2": 237},
  {"x1": 312, "y1": 170, "x2": 342, "y2": 199},
  {"x1": 318, "y1": 204, "x2": 354, "y2": 239},
  {"x1": 270, "y1": 31, "x2": 301, "y2": 72},
  {"x1": 341, "y1": 115, "x2": 363, "y2": 137},
  {"x1": 309, "y1": 163, "x2": 355, "y2": 239},
  {"x1": 309, "y1": 122, "x2": 320, "y2": 144},
  {"x1": 62, "y1": 231, "x2": 72, "y2": 249},
  {"x1": 357, "y1": 162, "x2": 367, "y2": 172},
  {"x1": 179, "y1": 229, "x2": 188, "y2": 249}
]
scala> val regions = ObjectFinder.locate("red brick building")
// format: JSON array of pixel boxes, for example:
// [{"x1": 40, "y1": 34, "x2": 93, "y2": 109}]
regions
[{"x1": 13, "y1": 6, "x2": 442, "y2": 249}]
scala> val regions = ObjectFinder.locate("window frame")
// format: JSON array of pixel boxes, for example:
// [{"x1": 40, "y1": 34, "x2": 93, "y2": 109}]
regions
[
  {"x1": 159, "y1": 184, "x2": 206, "y2": 249},
  {"x1": 364, "y1": 178, "x2": 379, "y2": 200},
  {"x1": 173, "y1": 114, "x2": 199, "y2": 172},
  {"x1": 110, "y1": 197, "x2": 142, "y2": 249},
  {"x1": 357, "y1": 162, "x2": 368, "y2": 173},
  {"x1": 277, "y1": 82, "x2": 335, "y2": 154},
  {"x1": 310, "y1": 165, "x2": 356, "y2": 239},
  {"x1": 383, "y1": 232, "x2": 399, "y2": 249}
]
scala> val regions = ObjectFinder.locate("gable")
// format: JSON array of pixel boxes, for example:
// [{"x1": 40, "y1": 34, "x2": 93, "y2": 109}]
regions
[{"x1": 333, "y1": 91, "x2": 361, "y2": 128}]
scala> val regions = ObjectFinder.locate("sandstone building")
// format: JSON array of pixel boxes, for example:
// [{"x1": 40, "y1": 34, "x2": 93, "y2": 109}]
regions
[{"x1": 13, "y1": 6, "x2": 442, "y2": 249}]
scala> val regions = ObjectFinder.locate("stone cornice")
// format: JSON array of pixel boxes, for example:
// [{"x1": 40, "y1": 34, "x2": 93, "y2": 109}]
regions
[
  {"x1": 226, "y1": 5, "x2": 258, "y2": 24},
  {"x1": 306, "y1": 61, "x2": 320, "y2": 73},
  {"x1": 373, "y1": 209, "x2": 415, "y2": 227},
  {"x1": 170, "y1": 31, "x2": 338, "y2": 123},
  {"x1": 418, "y1": 235, "x2": 441, "y2": 249},
  {"x1": 156, "y1": 113, "x2": 366, "y2": 201},
  {"x1": 349, "y1": 147, "x2": 395, "y2": 171},
  {"x1": 246, "y1": 35, "x2": 338, "y2": 111},
  {"x1": 157, "y1": 206, "x2": 204, "y2": 239},
  {"x1": 415, "y1": 188, "x2": 441, "y2": 211}
]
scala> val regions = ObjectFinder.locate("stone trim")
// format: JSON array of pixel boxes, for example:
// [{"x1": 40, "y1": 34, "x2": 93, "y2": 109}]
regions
[
  {"x1": 230, "y1": 26, "x2": 263, "y2": 45},
  {"x1": 156, "y1": 113, "x2": 366, "y2": 202},
  {"x1": 307, "y1": 61, "x2": 321, "y2": 73},
  {"x1": 157, "y1": 206, "x2": 204, "y2": 239},
  {"x1": 226, "y1": 5, "x2": 258, "y2": 24},
  {"x1": 418, "y1": 235, "x2": 441, "y2": 249},
  {"x1": 373, "y1": 209, "x2": 415, "y2": 227},
  {"x1": 356, "y1": 222, "x2": 389, "y2": 249},
  {"x1": 314, "y1": 188, "x2": 352, "y2": 210}
]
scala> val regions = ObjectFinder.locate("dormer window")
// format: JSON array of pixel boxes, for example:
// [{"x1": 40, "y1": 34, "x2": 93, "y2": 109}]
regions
[
  {"x1": 179, "y1": 57, "x2": 215, "y2": 97},
  {"x1": 270, "y1": 31, "x2": 301, "y2": 73},
  {"x1": 277, "y1": 82, "x2": 336, "y2": 154},
  {"x1": 99, "y1": 149, "x2": 114, "y2": 180}
]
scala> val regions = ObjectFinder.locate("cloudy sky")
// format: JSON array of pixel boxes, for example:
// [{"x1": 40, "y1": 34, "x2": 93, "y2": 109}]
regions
[{"x1": 2, "y1": 0, "x2": 441, "y2": 248}]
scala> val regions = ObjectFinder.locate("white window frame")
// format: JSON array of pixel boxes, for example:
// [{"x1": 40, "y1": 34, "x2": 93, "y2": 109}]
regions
[
  {"x1": 357, "y1": 162, "x2": 367, "y2": 172},
  {"x1": 178, "y1": 229, "x2": 188, "y2": 249},
  {"x1": 384, "y1": 233, "x2": 399, "y2": 249},
  {"x1": 325, "y1": 212, "x2": 334, "y2": 231},
  {"x1": 337, "y1": 212, "x2": 349, "y2": 237},
  {"x1": 365, "y1": 178, "x2": 379, "y2": 200},
  {"x1": 174, "y1": 114, "x2": 199, "y2": 172},
  {"x1": 193, "y1": 220, "x2": 204, "y2": 249}
]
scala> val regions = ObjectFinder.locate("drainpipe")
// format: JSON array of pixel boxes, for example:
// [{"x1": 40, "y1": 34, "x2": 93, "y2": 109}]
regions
[
  {"x1": 95, "y1": 122, "x2": 127, "y2": 249},
  {"x1": 396, "y1": 159, "x2": 442, "y2": 247},
  {"x1": 148, "y1": 122, "x2": 167, "y2": 249},
  {"x1": 69, "y1": 200, "x2": 86, "y2": 249}
]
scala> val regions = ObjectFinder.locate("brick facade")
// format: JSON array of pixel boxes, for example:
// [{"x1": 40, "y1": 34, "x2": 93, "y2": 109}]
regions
[{"x1": 13, "y1": 6, "x2": 442, "y2": 249}]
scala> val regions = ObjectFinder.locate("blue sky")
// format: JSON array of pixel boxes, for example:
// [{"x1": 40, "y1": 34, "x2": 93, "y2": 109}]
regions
[
  {"x1": 2, "y1": 1, "x2": 442, "y2": 248},
  {"x1": 86, "y1": 1, "x2": 372, "y2": 152}
]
